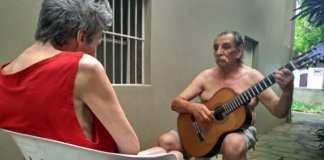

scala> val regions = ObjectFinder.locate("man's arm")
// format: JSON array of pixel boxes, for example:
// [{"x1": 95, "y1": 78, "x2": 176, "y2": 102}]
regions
[
  {"x1": 171, "y1": 71, "x2": 214, "y2": 122},
  {"x1": 75, "y1": 54, "x2": 140, "y2": 154},
  {"x1": 256, "y1": 68, "x2": 294, "y2": 118}
]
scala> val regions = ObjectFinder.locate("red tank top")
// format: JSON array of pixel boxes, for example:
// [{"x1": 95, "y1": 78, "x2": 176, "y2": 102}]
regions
[{"x1": 0, "y1": 52, "x2": 118, "y2": 152}]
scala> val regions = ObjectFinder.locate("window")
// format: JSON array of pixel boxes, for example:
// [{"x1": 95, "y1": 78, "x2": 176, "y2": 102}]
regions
[
  {"x1": 96, "y1": 0, "x2": 145, "y2": 84},
  {"x1": 314, "y1": 69, "x2": 322, "y2": 77},
  {"x1": 300, "y1": 73, "x2": 308, "y2": 87},
  {"x1": 244, "y1": 37, "x2": 258, "y2": 67}
]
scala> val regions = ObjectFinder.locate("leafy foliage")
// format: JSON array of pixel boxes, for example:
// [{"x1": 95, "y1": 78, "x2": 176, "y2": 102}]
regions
[
  {"x1": 292, "y1": 0, "x2": 324, "y2": 54},
  {"x1": 294, "y1": 18, "x2": 324, "y2": 54},
  {"x1": 292, "y1": 0, "x2": 324, "y2": 27},
  {"x1": 292, "y1": 100, "x2": 324, "y2": 113}
]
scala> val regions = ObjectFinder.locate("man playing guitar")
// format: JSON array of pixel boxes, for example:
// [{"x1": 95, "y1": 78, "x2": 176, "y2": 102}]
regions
[{"x1": 157, "y1": 31, "x2": 294, "y2": 160}]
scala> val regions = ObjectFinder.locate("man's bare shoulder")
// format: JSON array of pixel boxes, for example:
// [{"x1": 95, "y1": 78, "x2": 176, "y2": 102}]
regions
[
  {"x1": 241, "y1": 65, "x2": 264, "y2": 81},
  {"x1": 187, "y1": 67, "x2": 216, "y2": 89},
  {"x1": 197, "y1": 67, "x2": 217, "y2": 77}
]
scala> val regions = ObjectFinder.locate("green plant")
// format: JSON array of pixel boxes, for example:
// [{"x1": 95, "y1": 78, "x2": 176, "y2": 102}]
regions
[
  {"x1": 291, "y1": 101, "x2": 324, "y2": 113},
  {"x1": 314, "y1": 126, "x2": 324, "y2": 150},
  {"x1": 294, "y1": 17, "x2": 324, "y2": 54}
]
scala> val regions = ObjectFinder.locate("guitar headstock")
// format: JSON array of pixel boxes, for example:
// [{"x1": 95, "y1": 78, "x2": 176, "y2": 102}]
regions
[{"x1": 293, "y1": 43, "x2": 324, "y2": 69}]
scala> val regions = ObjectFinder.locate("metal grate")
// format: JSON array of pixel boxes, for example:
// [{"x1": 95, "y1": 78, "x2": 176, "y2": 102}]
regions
[{"x1": 96, "y1": 0, "x2": 145, "y2": 84}]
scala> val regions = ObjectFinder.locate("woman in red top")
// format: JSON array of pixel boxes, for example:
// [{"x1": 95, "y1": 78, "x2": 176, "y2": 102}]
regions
[{"x1": 0, "y1": 0, "x2": 139, "y2": 154}]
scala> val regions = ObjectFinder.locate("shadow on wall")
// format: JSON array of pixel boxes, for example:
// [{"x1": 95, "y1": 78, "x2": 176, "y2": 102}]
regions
[{"x1": 0, "y1": 130, "x2": 24, "y2": 159}]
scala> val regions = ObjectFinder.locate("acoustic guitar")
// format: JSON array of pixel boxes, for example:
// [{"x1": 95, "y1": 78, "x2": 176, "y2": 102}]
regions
[{"x1": 177, "y1": 43, "x2": 324, "y2": 157}]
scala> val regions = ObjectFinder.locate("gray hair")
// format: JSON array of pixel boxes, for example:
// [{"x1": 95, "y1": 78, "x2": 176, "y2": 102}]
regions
[
  {"x1": 35, "y1": 0, "x2": 113, "y2": 47},
  {"x1": 217, "y1": 31, "x2": 244, "y2": 63}
]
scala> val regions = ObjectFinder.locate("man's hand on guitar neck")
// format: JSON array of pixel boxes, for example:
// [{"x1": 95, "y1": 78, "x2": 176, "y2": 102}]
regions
[{"x1": 273, "y1": 68, "x2": 294, "y2": 92}]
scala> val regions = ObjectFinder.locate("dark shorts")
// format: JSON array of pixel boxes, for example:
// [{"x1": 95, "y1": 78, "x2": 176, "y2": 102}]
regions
[{"x1": 240, "y1": 125, "x2": 257, "y2": 150}]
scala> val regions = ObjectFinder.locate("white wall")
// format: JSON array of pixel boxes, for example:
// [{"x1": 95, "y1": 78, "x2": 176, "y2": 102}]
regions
[{"x1": 294, "y1": 68, "x2": 324, "y2": 89}]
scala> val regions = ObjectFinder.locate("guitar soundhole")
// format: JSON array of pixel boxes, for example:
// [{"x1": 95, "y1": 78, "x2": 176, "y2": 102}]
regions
[{"x1": 214, "y1": 108, "x2": 226, "y2": 121}]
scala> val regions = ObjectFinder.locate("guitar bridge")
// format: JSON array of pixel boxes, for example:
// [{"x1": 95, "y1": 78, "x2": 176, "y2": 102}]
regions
[{"x1": 191, "y1": 115, "x2": 205, "y2": 141}]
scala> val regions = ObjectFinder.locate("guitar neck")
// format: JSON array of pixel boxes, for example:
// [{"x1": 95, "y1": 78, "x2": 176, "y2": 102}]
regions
[{"x1": 222, "y1": 61, "x2": 296, "y2": 114}]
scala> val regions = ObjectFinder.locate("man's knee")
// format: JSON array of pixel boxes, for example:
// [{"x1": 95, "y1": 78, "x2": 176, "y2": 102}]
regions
[
  {"x1": 158, "y1": 133, "x2": 182, "y2": 152},
  {"x1": 221, "y1": 133, "x2": 246, "y2": 155}
]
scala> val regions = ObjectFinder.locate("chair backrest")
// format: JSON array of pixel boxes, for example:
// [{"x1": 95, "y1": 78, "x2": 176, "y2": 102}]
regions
[{"x1": 2, "y1": 129, "x2": 176, "y2": 160}]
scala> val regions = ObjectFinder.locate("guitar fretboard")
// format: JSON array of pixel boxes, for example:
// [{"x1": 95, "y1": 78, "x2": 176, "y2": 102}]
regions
[{"x1": 218, "y1": 61, "x2": 296, "y2": 114}]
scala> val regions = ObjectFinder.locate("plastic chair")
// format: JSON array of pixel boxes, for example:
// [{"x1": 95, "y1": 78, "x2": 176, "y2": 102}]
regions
[{"x1": 2, "y1": 129, "x2": 177, "y2": 160}]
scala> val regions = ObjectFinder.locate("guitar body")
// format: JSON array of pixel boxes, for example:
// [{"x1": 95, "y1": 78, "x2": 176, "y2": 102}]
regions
[{"x1": 177, "y1": 88, "x2": 252, "y2": 157}]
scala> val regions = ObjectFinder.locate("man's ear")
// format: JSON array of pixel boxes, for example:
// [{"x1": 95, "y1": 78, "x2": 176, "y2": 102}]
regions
[
  {"x1": 76, "y1": 29, "x2": 86, "y2": 44},
  {"x1": 236, "y1": 44, "x2": 244, "y2": 59}
]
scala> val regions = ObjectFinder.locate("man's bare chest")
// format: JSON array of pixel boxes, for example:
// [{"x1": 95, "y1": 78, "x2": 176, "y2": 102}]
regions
[{"x1": 200, "y1": 77, "x2": 254, "y2": 102}]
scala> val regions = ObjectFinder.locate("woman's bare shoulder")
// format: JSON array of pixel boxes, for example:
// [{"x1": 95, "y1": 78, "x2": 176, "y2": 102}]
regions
[{"x1": 78, "y1": 54, "x2": 104, "y2": 73}]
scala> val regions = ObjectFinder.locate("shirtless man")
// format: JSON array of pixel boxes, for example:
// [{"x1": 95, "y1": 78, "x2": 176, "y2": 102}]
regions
[{"x1": 156, "y1": 31, "x2": 294, "y2": 160}]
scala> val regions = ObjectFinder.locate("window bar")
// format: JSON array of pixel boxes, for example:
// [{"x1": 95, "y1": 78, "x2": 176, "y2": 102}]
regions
[
  {"x1": 126, "y1": 0, "x2": 131, "y2": 84},
  {"x1": 120, "y1": 0, "x2": 124, "y2": 84},
  {"x1": 103, "y1": 33, "x2": 107, "y2": 70},
  {"x1": 103, "y1": 31, "x2": 143, "y2": 41},
  {"x1": 112, "y1": 0, "x2": 116, "y2": 83},
  {"x1": 134, "y1": 0, "x2": 138, "y2": 84},
  {"x1": 141, "y1": 0, "x2": 145, "y2": 84}
]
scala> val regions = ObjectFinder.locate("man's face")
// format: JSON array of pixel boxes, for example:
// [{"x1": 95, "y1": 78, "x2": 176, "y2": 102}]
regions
[{"x1": 213, "y1": 33, "x2": 241, "y2": 67}]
